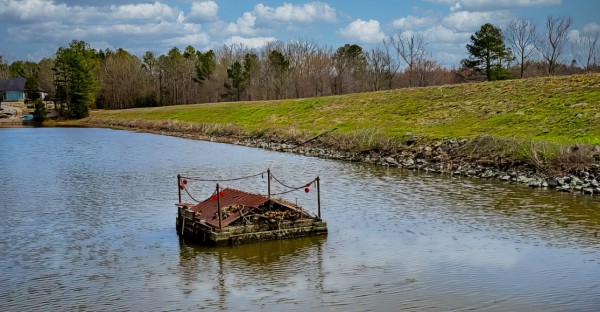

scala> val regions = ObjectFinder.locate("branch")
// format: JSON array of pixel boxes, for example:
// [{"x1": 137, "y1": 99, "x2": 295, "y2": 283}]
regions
[{"x1": 301, "y1": 127, "x2": 338, "y2": 145}]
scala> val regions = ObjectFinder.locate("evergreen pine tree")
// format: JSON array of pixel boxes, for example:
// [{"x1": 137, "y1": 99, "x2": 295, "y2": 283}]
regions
[
  {"x1": 461, "y1": 23, "x2": 514, "y2": 81},
  {"x1": 53, "y1": 40, "x2": 99, "y2": 119}
]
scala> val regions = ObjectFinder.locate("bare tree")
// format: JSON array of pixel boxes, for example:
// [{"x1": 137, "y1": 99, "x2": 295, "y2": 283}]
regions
[
  {"x1": 285, "y1": 40, "x2": 319, "y2": 98},
  {"x1": 306, "y1": 47, "x2": 335, "y2": 97},
  {"x1": 0, "y1": 54, "x2": 9, "y2": 79},
  {"x1": 389, "y1": 32, "x2": 428, "y2": 87},
  {"x1": 415, "y1": 58, "x2": 444, "y2": 87},
  {"x1": 37, "y1": 58, "x2": 55, "y2": 99},
  {"x1": 538, "y1": 16, "x2": 572, "y2": 75},
  {"x1": 141, "y1": 51, "x2": 160, "y2": 106},
  {"x1": 98, "y1": 49, "x2": 153, "y2": 109},
  {"x1": 332, "y1": 44, "x2": 367, "y2": 94},
  {"x1": 17, "y1": 38, "x2": 491, "y2": 110},
  {"x1": 365, "y1": 48, "x2": 390, "y2": 91},
  {"x1": 381, "y1": 37, "x2": 401, "y2": 89},
  {"x1": 572, "y1": 26, "x2": 600, "y2": 71},
  {"x1": 506, "y1": 18, "x2": 538, "y2": 78}
]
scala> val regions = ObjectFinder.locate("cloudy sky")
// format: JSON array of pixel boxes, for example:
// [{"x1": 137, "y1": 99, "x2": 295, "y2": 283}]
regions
[{"x1": 0, "y1": 0, "x2": 598, "y2": 67}]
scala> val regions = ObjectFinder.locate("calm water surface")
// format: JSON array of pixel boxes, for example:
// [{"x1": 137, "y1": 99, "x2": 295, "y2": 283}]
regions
[{"x1": 1, "y1": 128, "x2": 599, "y2": 311}]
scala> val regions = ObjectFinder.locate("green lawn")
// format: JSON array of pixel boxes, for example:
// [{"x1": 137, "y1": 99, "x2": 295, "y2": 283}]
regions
[{"x1": 89, "y1": 73, "x2": 600, "y2": 146}]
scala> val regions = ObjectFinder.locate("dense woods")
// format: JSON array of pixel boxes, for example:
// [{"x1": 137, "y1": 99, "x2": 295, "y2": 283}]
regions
[{"x1": 0, "y1": 15, "x2": 598, "y2": 117}]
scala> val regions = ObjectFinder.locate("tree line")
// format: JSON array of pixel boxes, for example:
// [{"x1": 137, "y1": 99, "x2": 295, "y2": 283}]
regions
[
  {"x1": 461, "y1": 16, "x2": 598, "y2": 80},
  {"x1": 0, "y1": 15, "x2": 597, "y2": 119}
]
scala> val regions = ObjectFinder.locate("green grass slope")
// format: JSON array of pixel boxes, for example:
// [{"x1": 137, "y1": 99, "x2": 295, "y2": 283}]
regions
[{"x1": 90, "y1": 73, "x2": 600, "y2": 145}]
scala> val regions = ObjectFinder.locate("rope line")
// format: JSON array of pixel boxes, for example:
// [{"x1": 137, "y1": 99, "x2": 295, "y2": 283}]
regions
[
  {"x1": 181, "y1": 171, "x2": 266, "y2": 182},
  {"x1": 270, "y1": 173, "x2": 296, "y2": 189},
  {"x1": 183, "y1": 186, "x2": 202, "y2": 203},
  {"x1": 270, "y1": 173, "x2": 316, "y2": 190},
  {"x1": 179, "y1": 170, "x2": 317, "y2": 200},
  {"x1": 271, "y1": 185, "x2": 308, "y2": 196}
]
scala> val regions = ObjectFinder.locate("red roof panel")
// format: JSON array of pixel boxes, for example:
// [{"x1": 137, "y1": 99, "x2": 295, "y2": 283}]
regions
[{"x1": 189, "y1": 188, "x2": 270, "y2": 227}]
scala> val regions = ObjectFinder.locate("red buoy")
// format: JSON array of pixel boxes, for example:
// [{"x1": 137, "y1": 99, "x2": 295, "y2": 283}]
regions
[
  {"x1": 182, "y1": 179, "x2": 188, "y2": 185},
  {"x1": 179, "y1": 185, "x2": 184, "y2": 190},
  {"x1": 305, "y1": 187, "x2": 310, "y2": 193},
  {"x1": 219, "y1": 191, "x2": 224, "y2": 197},
  {"x1": 212, "y1": 194, "x2": 218, "y2": 201}
]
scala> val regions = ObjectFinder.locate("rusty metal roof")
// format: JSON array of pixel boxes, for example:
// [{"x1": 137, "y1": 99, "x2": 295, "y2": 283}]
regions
[{"x1": 189, "y1": 188, "x2": 270, "y2": 227}]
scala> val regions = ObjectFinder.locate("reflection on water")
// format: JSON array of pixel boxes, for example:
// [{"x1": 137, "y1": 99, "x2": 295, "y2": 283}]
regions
[
  {"x1": 1, "y1": 128, "x2": 599, "y2": 311},
  {"x1": 177, "y1": 237, "x2": 327, "y2": 311}
]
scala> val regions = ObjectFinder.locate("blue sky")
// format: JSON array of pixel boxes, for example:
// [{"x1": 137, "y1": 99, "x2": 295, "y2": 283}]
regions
[{"x1": 0, "y1": 0, "x2": 598, "y2": 67}]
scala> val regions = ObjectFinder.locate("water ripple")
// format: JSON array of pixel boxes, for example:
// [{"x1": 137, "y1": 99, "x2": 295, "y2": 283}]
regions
[{"x1": 1, "y1": 128, "x2": 599, "y2": 311}]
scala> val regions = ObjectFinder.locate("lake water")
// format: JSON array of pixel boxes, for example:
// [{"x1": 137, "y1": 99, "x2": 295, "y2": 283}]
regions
[{"x1": 1, "y1": 127, "x2": 599, "y2": 311}]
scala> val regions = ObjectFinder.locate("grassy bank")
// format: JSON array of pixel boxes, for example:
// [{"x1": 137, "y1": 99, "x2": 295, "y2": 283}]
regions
[
  {"x1": 90, "y1": 74, "x2": 600, "y2": 144},
  {"x1": 86, "y1": 74, "x2": 600, "y2": 172}
]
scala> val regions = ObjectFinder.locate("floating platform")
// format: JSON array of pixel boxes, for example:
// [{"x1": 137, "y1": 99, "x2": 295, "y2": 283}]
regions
[{"x1": 175, "y1": 171, "x2": 327, "y2": 246}]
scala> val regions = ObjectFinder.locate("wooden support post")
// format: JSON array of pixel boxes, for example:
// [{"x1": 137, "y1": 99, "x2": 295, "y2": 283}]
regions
[
  {"x1": 316, "y1": 176, "x2": 321, "y2": 219},
  {"x1": 216, "y1": 183, "x2": 222, "y2": 230},
  {"x1": 177, "y1": 174, "x2": 182, "y2": 203},
  {"x1": 267, "y1": 168, "x2": 271, "y2": 199},
  {"x1": 181, "y1": 214, "x2": 185, "y2": 235}
]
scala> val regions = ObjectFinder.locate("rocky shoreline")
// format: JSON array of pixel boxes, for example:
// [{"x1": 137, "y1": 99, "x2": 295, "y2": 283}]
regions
[
  {"x1": 232, "y1": 137, "x2": 600, "y2": 197},
  {"x1": 80, "y1": 117, "x2": 600, "y2": 197}
]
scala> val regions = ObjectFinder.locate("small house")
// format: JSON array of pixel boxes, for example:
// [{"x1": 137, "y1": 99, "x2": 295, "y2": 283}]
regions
[{"x1": 0, "y1": 77, "x2": 26, "y2": 102}]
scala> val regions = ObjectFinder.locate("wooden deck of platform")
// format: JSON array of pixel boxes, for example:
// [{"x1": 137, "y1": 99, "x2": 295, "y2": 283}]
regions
[{"x1": 175, "y1": 171, "x2": 326, "y2": 246}]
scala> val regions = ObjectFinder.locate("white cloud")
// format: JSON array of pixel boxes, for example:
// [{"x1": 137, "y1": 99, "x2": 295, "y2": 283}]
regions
[
  {"x1": 435, "y1": 49, "x2": 466, "y2": 66},
  {"x1": 226, "y1": 12, "x2": 258, "y2": 36},
  {"x1": 254, "y1": 2, "x2": 337, "y2": 24},
  {"x1": 0, "y1": 0, "x2": 212, "y2": 57},
  {"x1": 0, "y1": 0, "x2": 182, "y2": 24},
  {"x1": 110, "y1": 2, "x2": 180, "y2": 22},
  {"x1": 223, "y1": 2, "x2": 337, "y2": 37},
  {"x1": 0, "y1": 0, "x2": 73, "y2": 23},
  {"x1": 569, "y1": 23, "x2": 600, "y2": 45},
  {"x1": 568, "y1": 30, "x2": 581, "y2": 44},
  {"x1": 424, "y1": 0, "x2": 456, "y2": 4},
  {"x1": 339, "y1": 19, "x2": 386, "y2": 44},
  {"x1": 458, "y1": 0, "x2": 562, "y2": 11},
  {"x1": 583, "y1": 22, "x2": 600, "y2": 35},
  {"x1": 425, "y1": 0, "x2": 561, "y2": 11},
  {"x1": 169, "y1": 33, "x2": 211, "y2": 46},
  {"x1": 54, "y1": 0, "x2": 126, "y2": 6},
  {"x1": 423, "y1": 25, "x2": 471, "y2": 43},
  {"x1": 392, "y1": 15, "x2": 437, "y2": 30},
  {"x1": 444, "y1": 10, "x2": 513, "y2": 31},
  {"x1": 223, "y1": 36, "x2": 276, "y2": 49},
  {"x1": 188, "y1": 1, "x2": 219, "y2": 23}
]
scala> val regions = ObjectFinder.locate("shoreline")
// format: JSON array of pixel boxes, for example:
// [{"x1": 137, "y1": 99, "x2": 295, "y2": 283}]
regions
[{"x1": 81, "y1": 117, "x2": 600, "y2": 197}]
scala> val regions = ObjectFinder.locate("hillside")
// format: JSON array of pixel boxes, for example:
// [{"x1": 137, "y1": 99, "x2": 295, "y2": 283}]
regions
[{"x1": 89, "y1": 74, "x2": 600, "y2": 146}]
